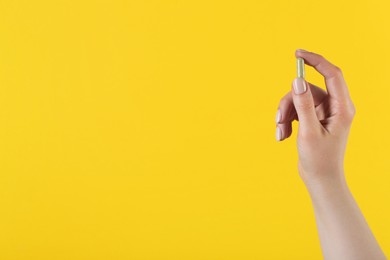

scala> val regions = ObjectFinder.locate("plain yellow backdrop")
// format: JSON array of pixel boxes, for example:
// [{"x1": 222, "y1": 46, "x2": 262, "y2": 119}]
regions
[{"x1": 0, "y1": 0, "x2": 389, "y2": 259}]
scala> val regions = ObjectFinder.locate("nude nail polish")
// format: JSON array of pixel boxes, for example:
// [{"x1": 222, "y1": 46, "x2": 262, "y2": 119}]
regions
[
  {"x1": 293, "y1": 77, "x2": 307, "y2": 95},
  {"x1": 276, "y1": 127, "x2": 282, "y2": 141},
  {"x1": 276, "y1": 109, "x2": 281, "y2": 124}
]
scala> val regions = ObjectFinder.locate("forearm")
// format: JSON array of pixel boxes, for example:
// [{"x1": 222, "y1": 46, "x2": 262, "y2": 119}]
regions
[{"x1": 306, "y1": 175, "x2": 386, "y2": 260}]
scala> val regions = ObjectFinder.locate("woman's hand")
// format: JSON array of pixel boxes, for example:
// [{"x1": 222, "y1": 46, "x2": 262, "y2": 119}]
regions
[
  {"x1": 276, "y1": 50, "x2": 386, "y2": 260},
  {"x1": 276, "y1": 49, "x2": 355, "y2": 187}
]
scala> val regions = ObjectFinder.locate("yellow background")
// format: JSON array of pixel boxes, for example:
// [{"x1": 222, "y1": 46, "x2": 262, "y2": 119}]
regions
[{"x1": 0, "y1": 0, "x2": 389, "y2": 259}]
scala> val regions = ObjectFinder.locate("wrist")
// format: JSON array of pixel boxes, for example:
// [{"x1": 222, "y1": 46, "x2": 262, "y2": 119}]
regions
[{"x1": 302, "y1": 171, "x2": 349, "y2": 198}]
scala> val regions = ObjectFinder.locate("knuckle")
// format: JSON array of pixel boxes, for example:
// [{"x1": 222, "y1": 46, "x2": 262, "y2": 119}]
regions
[
  {"x1": 334, "y1": 66, "x2": 343, "y2": 75},
  {"x1": 279, "y1": 97, "x2": 288, "y2": 107},
  {"x1": 330, "y1": 66, "x2": 343, "y2": 78},
  {"x1": 279, "y1": 92, "x2": 292, "y2": 107},
  {"x1": 349, "y1": 102, "x2": 356, "y2": 116},
  {"x1": 339, "y1": 101, "x2": 356, "y2": 123}
]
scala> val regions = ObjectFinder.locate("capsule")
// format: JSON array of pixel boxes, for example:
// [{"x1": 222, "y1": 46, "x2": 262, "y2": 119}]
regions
[{"x1": 297, "y1": 58, "x2": 305, "y2": 78}]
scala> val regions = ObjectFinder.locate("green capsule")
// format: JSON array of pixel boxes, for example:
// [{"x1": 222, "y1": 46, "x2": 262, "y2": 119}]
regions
[{"x1": 297, "y1": 58, "x2": 305, "y2": 78}]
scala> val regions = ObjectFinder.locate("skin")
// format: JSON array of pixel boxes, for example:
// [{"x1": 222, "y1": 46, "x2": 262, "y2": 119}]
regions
[{"x1": 276, "y1": 49, "x2": 386, "y2": 260}]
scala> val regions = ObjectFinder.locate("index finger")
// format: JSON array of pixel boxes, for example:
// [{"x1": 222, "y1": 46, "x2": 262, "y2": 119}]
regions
[{"x1": 295, "y1": 49, "x2": 351, "y2": 102}]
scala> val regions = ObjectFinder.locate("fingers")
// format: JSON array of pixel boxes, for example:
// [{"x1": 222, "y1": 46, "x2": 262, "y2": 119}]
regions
[
  {"x1": 276, "y1": 79, "x2": 321, "y2": 141},
  {"x1": 309, "y1": 82, "x2": 328, "y2": 105},
  {"x1": 277, "y1": 82, "x2": 327, "y2": 125},
  {"x1": 277, "y1": 50, "x2": 355, "y2": 142},
  {"x1": 276, "y1": 82, "x2": 327, "y2": 141},
  {"x1": 276, "y1": 122, "x2": 292, "y2": 141},
  {"x1": 291, "y1": 78, "x2": 319, "y2": 130},
  {"x1": 295, "y1": 49, "x2": 351, "y2": 103}
]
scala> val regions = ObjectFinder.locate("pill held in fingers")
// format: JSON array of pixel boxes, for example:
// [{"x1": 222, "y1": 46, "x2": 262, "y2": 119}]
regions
[{"x1": 297, "y1": 58, "x2": 305, "y2": 78}]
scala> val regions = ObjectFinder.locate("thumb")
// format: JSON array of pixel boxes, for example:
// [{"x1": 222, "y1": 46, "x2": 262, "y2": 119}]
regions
[{"x1": 292, "y1": 77, "x2": 319, "y2": 128}]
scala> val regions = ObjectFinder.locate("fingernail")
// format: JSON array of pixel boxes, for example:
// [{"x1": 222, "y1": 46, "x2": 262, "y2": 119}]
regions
[
  {"x1": 275, "y1": 109, "x2": 281, "y2": 124},
  {"x1": 293, "y1": 77, "x2": 307, "y2": 95},
  {"x1": 276, "y1": 127, "x2": 282, "y2": 141},
  {"x1": 297, "y1": 49, "x2": 308, "y2": 53}
]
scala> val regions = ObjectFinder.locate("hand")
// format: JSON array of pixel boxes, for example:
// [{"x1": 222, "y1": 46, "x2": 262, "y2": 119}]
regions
[
  {"x1": 276, "y1": 50, "x2": 386, "y2": 260},
  {"x1": 276, "y1": 49, "x2": 356, "y2": 187}
]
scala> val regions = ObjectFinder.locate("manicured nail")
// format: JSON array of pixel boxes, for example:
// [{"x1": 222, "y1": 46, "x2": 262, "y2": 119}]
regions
[
  {"x1": 297, "y1": 49, "x2": 308, "y2": 53},
  {"x1": 293, "y1": 77, "x2": 307, "y2": 95},
  {"x1": 276, "y1": 127, "x2": 282, "y2": 141},
  {"x1": 275, "y1": 109, "x2": 281, "y2": 124}
]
